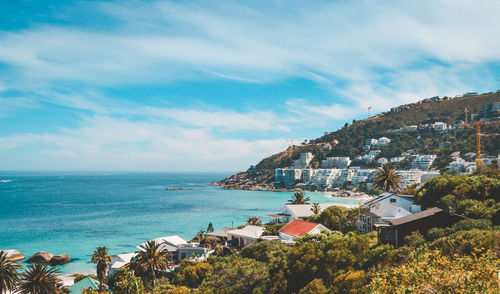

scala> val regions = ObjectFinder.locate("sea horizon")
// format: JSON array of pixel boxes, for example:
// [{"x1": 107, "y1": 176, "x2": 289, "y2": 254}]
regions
[{"x1": 0, "y1": 171, "x2": 361, "y2": 275}]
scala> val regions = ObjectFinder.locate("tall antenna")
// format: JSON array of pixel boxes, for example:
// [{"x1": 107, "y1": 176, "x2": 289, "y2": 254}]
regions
[
  {"x1": 367, "y1": 107, "x2": 372, "y2": 117},
  {"x1": 464, "y1": 108, "x2": 468, "y2": 125}
]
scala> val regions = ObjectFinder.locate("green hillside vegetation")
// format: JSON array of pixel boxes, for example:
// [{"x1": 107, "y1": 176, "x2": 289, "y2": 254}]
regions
[
  {"x1": 121, "y1": 171, "x2": 498, "y2": 293},
  {"x1": 218, "y1": 92, "x2": 500, "y2": 187}
]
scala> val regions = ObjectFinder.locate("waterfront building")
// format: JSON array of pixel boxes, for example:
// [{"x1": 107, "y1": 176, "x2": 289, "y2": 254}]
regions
[
  {"x1": 309, "y1": 169, "x2": 341, "y2": 187},
  {"x1": 321, "y1": 156, "x2": 351, "y2": 168},
  {"x1": 351, "y1": 169, "x2": 376, "y2": 186},
  {"x1": 278, "y1": 219, "x2": 329, "y2": 241},
  {"x1": 290, "y1": 152, "x2": 314, "y2": 169},
  {"x1": 275, "y1": 168, "x2": 303, "y2": 186},
  {"x1": 108, "y1": 252, "x2": 137, "y2": 277},
  {"x1": 333, "y1": 169, "x2": 355, "y2": 186}
]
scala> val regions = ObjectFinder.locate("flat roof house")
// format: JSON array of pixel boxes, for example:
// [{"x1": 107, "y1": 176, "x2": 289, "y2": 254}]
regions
[
  {"x1": 375, "y1": 207, "x2": 463, "y2": 248},
  {"x1": 278, "y1": 219, "x2": 329, "y2": 241},
  {"x1": 277, "y1": 203, "x2": 355, "y2": 223},
  {"x1": 136, "y1": 235, "x2": 208, "y2": 263},
  {"x1": 226, "y1": 225, "x2": 265, "y2": 250}
]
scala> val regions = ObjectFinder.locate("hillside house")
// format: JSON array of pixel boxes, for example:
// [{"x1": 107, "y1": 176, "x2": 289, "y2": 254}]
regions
[
  {"x1": 375, "y1": 208, "x2": 463, "y2": 248},
  {"x1": 361, "y1": 193, "x2": 421, "y2": 213},
  {"x1": 278, "y1": 220, "x2": 329, "y2": 241},
  {"x1": 136, "y1": 235, "x2": 208, "y2": 263},
  {"x1": 227, "y1": 226, "x2": 265, "y2": 250},
  {"x1": 276, "y1": 203, "x2": 343, "y2": 222},
  {"x1": 357, "y1": 204, "x2": 412, "y2": 232}
]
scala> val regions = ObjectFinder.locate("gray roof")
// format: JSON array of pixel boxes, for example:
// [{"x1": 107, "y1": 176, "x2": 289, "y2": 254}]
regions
[
  {"x1": 205, "y1": 227, "x2": 232, "y2": 238},
  {"x1": 388, "y1": 207, "x2": 443, "y2": 226},
  {"x1": 362, "y1": 193, "x2": 415, "y2": 207}
]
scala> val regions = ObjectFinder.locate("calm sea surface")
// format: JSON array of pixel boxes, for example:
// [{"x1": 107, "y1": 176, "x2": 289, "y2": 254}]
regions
[{"x1": 0, "y1": 172, "x2": 360, "y2": 274}]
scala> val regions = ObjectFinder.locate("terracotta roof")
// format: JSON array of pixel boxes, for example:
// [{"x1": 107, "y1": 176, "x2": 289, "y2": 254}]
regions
[{"x1": 279, "y1": 219, "x2": 320, "y2": 237}]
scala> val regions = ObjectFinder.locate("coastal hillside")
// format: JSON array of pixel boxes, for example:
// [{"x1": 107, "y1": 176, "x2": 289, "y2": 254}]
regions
[{"x1": 215, "y1": 91, "x2": 500, "y2": 190}]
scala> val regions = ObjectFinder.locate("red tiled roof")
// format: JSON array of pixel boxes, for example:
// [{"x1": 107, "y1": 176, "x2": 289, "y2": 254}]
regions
[{"x1": 279, "y1": 219, "x2": 320, "y2": 237}]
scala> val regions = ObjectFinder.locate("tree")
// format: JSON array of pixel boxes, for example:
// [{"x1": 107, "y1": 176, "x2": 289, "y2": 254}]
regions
[
  {"x1": 373, "y1": 163, "x2": 402, "y2": 192},
  {"x1": 200, "y1": 256, "x2": 269, "y2": 293},
  {"x1": 91, "y1": 247, "x2": 112, "y2": 293},
  {"x1": 0, "y1": 251, "x2": 21, "y2": 294},
  {"x1": 311, "y1": 203, "x2": 321, "y2": 214},
  {"x1": 288, "y1": 192, "x2": 310, "y2": 204},
  {"x1": 19, "y1": 263, "x2": 60, "y2": 294},
  {"x1": 246, "y1": 216, "x2": 262, "y2": 226},
  {"x1": 206, "y1": 223, "x2": 214, "y2": 233},
  {"x1": 135, "y1": 240, "x2": 170, "y2": 288},
  {"x1": 113, "y1": 268, "x2": 144, "y2": 294}
]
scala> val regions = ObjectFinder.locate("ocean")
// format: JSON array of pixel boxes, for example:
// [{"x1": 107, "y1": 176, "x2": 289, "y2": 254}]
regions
[{"x1": 0, "y1": 172, "x2": 361, "y2": 274}]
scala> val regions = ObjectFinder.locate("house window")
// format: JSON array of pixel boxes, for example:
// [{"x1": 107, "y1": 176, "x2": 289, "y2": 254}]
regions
[{"x1": 390, "y1": 198, "x2": 396, "y2": 203}]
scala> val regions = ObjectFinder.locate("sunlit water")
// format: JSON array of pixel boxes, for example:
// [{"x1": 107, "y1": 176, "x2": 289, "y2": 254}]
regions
[{"x1": 0, "y1": 171, "x2": 360, "y2": 274}]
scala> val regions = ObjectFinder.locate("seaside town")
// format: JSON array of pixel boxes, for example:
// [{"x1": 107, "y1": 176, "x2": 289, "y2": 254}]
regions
[
  {"x1": 1, "y1": 95, "x2": 499, "y2": 293},
  {"x1": 1, "y1": 1, "x2": 500, "y2": 293}
]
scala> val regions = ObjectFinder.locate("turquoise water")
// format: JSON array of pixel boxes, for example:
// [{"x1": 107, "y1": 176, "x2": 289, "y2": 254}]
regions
[{"x1": 0, "y1": 172, "x2": 360, "y2": 274}]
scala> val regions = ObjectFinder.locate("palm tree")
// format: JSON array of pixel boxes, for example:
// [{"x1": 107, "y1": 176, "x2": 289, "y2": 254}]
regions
[
  {"x1": 374, "y1": 163, "x2": 403, "y2": 192},
  {"x1": 287, "y1": 191, "x2": 311, "y2": 204},
  {"x1": 311, "y1": 203, "x2": 321, "y2": 214},
  {"x1": 18, "y1": 263, "x2": 59, "y2": 294},
  {"x1": 0, "y1": 251, "x2": 21, "y2": 294},
  {"x1": 91, "y1": 247, "x2": 112, "y2": 293},
  {"x1": 135, "y1": 240, "x2": 170, "y2": 288}
]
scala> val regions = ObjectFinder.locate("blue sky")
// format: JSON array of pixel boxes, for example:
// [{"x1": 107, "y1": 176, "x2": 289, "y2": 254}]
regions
[{"x1": 1, "y1": 0, "x2": 500, "y2": 171}]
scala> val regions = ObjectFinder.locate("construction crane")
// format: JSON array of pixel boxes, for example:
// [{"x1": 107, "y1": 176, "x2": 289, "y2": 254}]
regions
[{"x1": 471, "y1": 120, "x2": 500, "y2": 165}]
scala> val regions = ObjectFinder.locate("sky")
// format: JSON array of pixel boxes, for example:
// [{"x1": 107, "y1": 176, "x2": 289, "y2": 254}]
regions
[{"x1": 1, "y1": 0, "x2": 500, "y2": 172}]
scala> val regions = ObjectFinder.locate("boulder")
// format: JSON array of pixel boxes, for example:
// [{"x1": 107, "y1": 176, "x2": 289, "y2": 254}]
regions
[
  {"x1": 0, "y1": 249, "x2": 25, "y2": 261},
  {"x1": 50, "y1": 254, "x2": 70, "y2": 265},
  {"x1": 27, "y1": 251, "x2": 54, "y2": 264}
]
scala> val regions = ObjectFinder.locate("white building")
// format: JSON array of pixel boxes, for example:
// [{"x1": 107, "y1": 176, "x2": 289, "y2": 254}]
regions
[
  {"x1": 365, "y1": 138, "x2": 378, "y2": 145},
  {"x1": 368, "y1": 150, "x2": 381, "y2": 157},
  {"x1": 396, "y1": 169, "x2": 422, "y2": 188},
  {"x1": 108, "y1": 253, "x2": 137, "y2": 277},
  {"x1": 291, "y1": 152, "x2": 314, "y2": 169},
  {"x1": 362, "y1": 154, "x2": 375, "y2": 163},
  {"x1": 402, "y1": 125, "x2": 418, "y2": 131},
  {"x1": 358, "y1": 204, "x2": 412, "y2": 232},
  {"x1": 351, "y1": 169, "x2": 376, "y2": 186},
  {"x1": 433, "y1": 122, "x2": 448, "y2": 131},
  {"x1": 277, "y1": 203, "x2": 347, "y2": 222},
  {"x1": 136, "y1": 235, "x2": 208, "y2": 263},
  {"x1": 333, "y1": 169, "x2": 356, "y2": 186},
  {"x1": 410, "y1": 155, "x2": 437, "y2": 170},
  {"x1": 448, "y1": 158, "x2": 476, "y2": 174},
  {"x1": 361, "y1": 193, "x2": 421, "y2": 214},
  {"x1": 275, "y1": 169, "x2": 303, "y2": 185},
  {"x1": 376, "y1": 137, "x2": 391, "y2": 146},
  {"x1": 301, "y1": 169, "x2": 317, "y2": 182},
  {"x1": 321, "y1": 157, "x2": 351, "y2": 168},
  {"x1": 390, "y1": 156, "x2": 405, "y2": 163},
  {"x1": 227, "y1": 226, "x2": 265, "y2": 249},
  {"x1": 309, "y1": 169, "x2": 341, "y2": 187}
]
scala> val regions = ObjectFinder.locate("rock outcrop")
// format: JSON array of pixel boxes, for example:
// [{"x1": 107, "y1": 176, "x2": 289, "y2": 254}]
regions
[
  {"x1": 0, "y1": 249, "x2": 25, "y2": 261},
  {"x1": 27, "y1": 251, "x2": 54, "y2": 264},
  {"x1": 50, "y1": 254, "x2": 70, "y2": 265}
]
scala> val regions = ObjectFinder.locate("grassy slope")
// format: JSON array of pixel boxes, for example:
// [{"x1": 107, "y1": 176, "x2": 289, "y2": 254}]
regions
[{"x1": 217, "y1": 92, "x2": 500, "y2": 187}]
